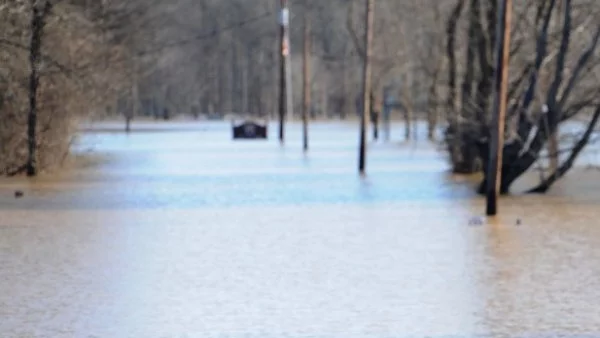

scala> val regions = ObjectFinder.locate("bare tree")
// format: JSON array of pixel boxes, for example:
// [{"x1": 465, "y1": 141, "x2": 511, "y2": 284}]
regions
[{"x1": 442, "y1": 0, "x2": 600, "y2": 193}]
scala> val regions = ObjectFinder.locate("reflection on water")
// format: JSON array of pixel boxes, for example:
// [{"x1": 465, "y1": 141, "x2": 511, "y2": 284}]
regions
[{"x1": 1, "y1": 121, "x2": 600, "y2": 337}]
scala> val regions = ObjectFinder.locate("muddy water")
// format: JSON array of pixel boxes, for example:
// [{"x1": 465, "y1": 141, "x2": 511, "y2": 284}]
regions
[{"x1": 1, "y1": 121, "x2": 600, "y2": 337}]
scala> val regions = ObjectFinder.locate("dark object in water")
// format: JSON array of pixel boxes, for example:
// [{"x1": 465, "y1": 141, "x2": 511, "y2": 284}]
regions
[
  {"x1": 516, "y1": 218, "x2": 521, "y2": 226},
  {"x1": 14, "y1": 190, "x2": 24, "y2": 198},
  {"x1": 232, "y1": 120, "x2": 268, "y2": 140}
]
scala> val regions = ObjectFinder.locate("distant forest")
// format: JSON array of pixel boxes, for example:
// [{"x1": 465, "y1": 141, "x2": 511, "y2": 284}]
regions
[{"x1": 2, "y1": 0, "x2": 600, "y2": 194}]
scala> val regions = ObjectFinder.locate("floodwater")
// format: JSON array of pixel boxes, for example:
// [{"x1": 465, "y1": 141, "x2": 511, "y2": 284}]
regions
[{"x1": 1, "y1": 120, "x2": 600, "y2": 337}]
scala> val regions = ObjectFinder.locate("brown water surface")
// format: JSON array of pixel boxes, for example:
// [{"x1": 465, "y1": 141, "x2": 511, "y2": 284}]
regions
[{"x1": 1, "y1": 121, "x2": 599, "y2": 337}]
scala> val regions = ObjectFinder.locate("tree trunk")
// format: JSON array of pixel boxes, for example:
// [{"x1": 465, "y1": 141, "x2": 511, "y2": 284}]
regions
[
  {"x1": 474, "y1": 0, "x2": 494, "y2": 130},
  {"x1": 548, "y1": 130, "x2": 559, "y2": 172},
  {"x1": 127, "y1": 60, "x2": 138, "y2": 133},
  {"x1": 341, "y1": 62, "x2": 350, "y2": 120},
  {"x1": 530, "y1": 107, "x2": 600, "y2": 193},
  {"x1": 460, "y1": 0, "x2": 478, "y2": 121},
  {"x1": 446, "y1": 0, "x2": 465, "y2": 123},
  {"x1": 26, "y1": 1, "x2": 51, "y2": 177},
  {"x1": 302, "y1": 11, "x2": 311, "y2": 151},
  {"x1": 320, "y1": 79, "x2": 327, "y2": 118},
  {"x1": 218, "y1": 60, "x2": 226, "y2": 115},
  {"x1": 445, "y1": 0, "x2": 467, "y2": 171},
  {"x1": 403, "y1": 85, "x2": 413, "y2": 141},
  {"x1": 426, "y1": 68, "x2": 439, "y2": 140},
  {"x1": 125, "y1": 111, "x2": 132, "y2": 133},
  {"x1": 400, "y1": 104, "x2": 409, "y2": 141},
  {"x1": 370, "y1": 92, "x2": 379, "y2": 141}
]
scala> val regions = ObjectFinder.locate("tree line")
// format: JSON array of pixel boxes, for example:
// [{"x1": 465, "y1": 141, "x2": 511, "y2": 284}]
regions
[{"x1": 1, "y1": 0, "x2": 600, "y2": 194}]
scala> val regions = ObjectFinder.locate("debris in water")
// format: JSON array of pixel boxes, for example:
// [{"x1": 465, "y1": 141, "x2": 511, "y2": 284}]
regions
[
  {"x1": 14, "y1": 190, "x2": 24, "y2": 198},
  {"x1": 468, "y1": 217, "x2": 485, "y2": 226}
]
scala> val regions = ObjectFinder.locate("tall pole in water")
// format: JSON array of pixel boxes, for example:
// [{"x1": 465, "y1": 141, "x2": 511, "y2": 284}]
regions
[
  {"x1": 278, "y1": 0, "x2": 291, "y2": 144},
  {"x1": 486, "y1": 0, "x2": 512, "y2": 216},
  {"x1": 302, "y1": 5, "x2": 311, "y2": 151},
  {"x1": 358, "y1": 0, "x2": 374, "y2": 175}
]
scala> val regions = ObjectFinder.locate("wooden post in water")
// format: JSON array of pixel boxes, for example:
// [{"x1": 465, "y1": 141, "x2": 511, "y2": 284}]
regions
[
  {"x1": 486, "y1": 0, "x2": 512, "y2": 216},
  {"x1": 278, "y1": 0, "x2": 290, "y2": 144},
  {"x1": 302, "y1": 8, "x2": 311, "y2": 151},
  {"x1": 358, "y1": 0, "x2": 374, "y2": 175}
]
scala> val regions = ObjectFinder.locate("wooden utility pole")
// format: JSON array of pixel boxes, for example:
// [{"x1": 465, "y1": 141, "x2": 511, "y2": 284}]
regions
[
  {"x1": 358, "y1": 0, "x2": 374, "y2": 174},
  {"x1": 278, "y1": 0, "x2": 291, "y2": 144},
  {"x1": 302, "y1": 8, "x2": 311, "y2": 151},
  {"x1": 486, "y1": 0, "x2": 512, "y2": 216}
]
